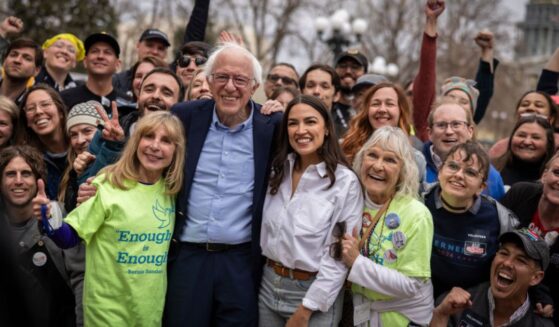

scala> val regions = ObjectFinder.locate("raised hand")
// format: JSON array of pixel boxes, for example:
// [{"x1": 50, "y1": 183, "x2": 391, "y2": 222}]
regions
[
  {"x1": 0, "y1": 16, "x2": 24, "y2": 38},
  {"x1": 475, "y1": 29, "x2": 495, "y2": 70},
  {"x1": 32, "y1": 179, "x2": 50, "y2": 220},
  {"x1": 425, "y1": 0, "x2": 445, "y2": 19},
  {"x1": 424, "y1": 0, "x2": 445, "y2": 37},
  {"x1": 96, "y1": 101, "x2": 124, "y2": 142},
  {"x1": 73, "y1": 151, "x2": 96, "y2": 176},
  {"x1": 474, "y1": 30, "x2": 494, "y2": 51},
  {"x1": 76, "y1": 177, "x2": 97, "y2": 206},
  {"x1": 218, "y1": 31, "x2": 245, "y2": 47}
]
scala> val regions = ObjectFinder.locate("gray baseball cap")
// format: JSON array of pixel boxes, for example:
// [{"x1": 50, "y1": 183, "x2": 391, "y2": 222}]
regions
[
  {"x1": 499, "y1": 229, "x2": 550, "y2": 270},
  {"x1": 351, "y1": 74, "x2": 389, "y2": 93}
]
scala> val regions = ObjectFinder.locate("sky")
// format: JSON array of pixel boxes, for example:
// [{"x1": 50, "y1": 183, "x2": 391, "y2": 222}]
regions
[{"x1": 506, "y1": 0, "x2": 528, "y2": 22}]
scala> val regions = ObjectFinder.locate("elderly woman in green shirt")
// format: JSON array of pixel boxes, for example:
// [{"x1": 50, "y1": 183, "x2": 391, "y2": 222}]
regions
[{"x1": 341, "y1": 126, "x2": 434, "y2": 326}]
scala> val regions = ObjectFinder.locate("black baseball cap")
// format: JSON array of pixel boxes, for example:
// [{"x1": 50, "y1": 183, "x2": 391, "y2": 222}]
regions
[
  {"x1": 84, "y1": 32, "x2": 120, "y2": 58},
  {"x1": 139, "y1": 28, "x2": 170, "y2": 47},
  {"x1": 335, "y1": 49, "x2": 368, "y2": 72}
]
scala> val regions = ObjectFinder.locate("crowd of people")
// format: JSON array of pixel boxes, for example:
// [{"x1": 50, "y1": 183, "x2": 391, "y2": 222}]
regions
[{"x1": 0, "y1": 0, "x2": 558, "y2": 326}]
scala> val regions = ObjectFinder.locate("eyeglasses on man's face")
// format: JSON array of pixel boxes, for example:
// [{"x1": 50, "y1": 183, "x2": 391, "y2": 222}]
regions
[
  {"x1": 432, "y1": 120, "x2": 469, "y2": 131},
  {"x1": 210, "y1": 73, "x2": 253, "y2": 88}
]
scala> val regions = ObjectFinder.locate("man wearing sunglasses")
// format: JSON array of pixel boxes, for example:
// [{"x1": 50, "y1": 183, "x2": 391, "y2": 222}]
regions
[
  {"x1": 174, "y1": 41, "x2": 211, "y2": 88},
  {"x1": 259, "y1": 63, "x2": 300, "y2": 115},
  {"x1": 263, "y1": 62, "x2": 299, "y2": 99}
]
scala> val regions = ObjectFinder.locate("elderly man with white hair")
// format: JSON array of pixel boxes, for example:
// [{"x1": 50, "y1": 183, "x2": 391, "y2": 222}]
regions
[{"x1": 164, "y1": 42, "x2": 282, "y2": 327}]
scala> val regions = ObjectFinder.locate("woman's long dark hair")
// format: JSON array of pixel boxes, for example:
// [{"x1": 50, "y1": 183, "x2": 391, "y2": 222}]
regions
[
  {"x1": 15, "y1": 84, "x2": 68, "y2": 152},
  {"x1": 268, "y1": 95, "x2": 349, "y2": 194},
  {"x1": 493, "y1": 115, "x2": 555, "y2": 174}
]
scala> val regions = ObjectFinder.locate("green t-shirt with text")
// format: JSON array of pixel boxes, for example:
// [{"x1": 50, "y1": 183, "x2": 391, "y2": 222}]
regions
[{"x1": 65, "y1": 175, "x2": 175, "y2": 326}]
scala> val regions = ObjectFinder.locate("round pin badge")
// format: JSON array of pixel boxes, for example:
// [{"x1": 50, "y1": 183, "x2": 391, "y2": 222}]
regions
[
  {"x1": 32, "y1": 252, "x2": 47, "y2": 267},
  {"x1": 384, "y1": 249, "x2": 398, "y2": 263},
  {"x1": 385, "y1": 213, "x2": 400, "y2": 229},
  {"x1": 392, "y1": 231, "x2": 407, "y2": 249}
]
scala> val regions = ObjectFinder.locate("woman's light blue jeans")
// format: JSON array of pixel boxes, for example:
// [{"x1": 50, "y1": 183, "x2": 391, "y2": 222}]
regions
[{"x1": 258, "y1": 265, "x2": 344, "y2": 327}]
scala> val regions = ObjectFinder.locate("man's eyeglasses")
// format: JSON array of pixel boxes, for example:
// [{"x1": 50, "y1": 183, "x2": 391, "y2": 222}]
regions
[
  {"x1": 443, "y1": 160, "x2": 482, "y2": 180},
  {"x1": 432, "y1": 120, "x2": 469, "y2": 131},
  {"x1": 177, "y1": 55, "x2": 207, "y2": 68},
  {"x1": 329, "y1": 221, "x2": 346, "y2": 261},
  {"x1": 267, "y1": 74, "x2": 297, "y2": 86},
  {"x1": 211, "y1": 73, "x2": 253, "y2": 88}
]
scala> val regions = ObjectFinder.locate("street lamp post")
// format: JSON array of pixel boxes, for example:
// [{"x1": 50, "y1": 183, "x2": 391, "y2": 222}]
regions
[
  {"x1": 371, "y1": 56, "x2": 399, "y2": 78},
  {"x1": 315, "y1": 10, "x2": 367, "y2": 59}
]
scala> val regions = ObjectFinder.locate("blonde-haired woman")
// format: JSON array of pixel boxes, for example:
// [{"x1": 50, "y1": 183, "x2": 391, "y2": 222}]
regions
[
  {"x1": 33, "y1": 111, "x2": 185, "y2": 326},
  {"x1": 186, "y1": 69, "x2": 212, "y2": 101},
  {"x1": 0, "y1": 95, "x2": 19, "y2": 149},
  {"x1": 341, "y1": 126, "x2": 434, "y2": 326}
]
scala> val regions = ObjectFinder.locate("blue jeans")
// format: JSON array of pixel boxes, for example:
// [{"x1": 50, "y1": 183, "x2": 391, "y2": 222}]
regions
[{"x1": 258, "y1": 265, "x2": 343, "y2": 327}]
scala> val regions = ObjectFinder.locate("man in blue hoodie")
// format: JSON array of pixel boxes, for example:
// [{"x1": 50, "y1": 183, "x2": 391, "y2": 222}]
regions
[{"x1": 422, "y1": 98, "x2": 505, "y2": 200}]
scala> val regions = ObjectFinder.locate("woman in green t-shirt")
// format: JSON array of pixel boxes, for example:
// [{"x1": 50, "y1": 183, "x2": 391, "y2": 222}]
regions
[
  {"x1": 341, "y1": 126, "x2": 434, "y2": 326},
  {"x1": 34, "y1": 111, "x2": 185, "y2": 326}
]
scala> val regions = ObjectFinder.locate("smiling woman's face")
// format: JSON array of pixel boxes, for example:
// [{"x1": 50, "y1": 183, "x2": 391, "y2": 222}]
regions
[
  {"x1": 360, "y1": 145, "x2": 402, "y2": 204},
  {"x1": 24, "y1": 90, "x2": 61, "y2": 137},
  {"x1": 367, "y1": 87, "x2": 400, "y2": 130},
  {"x1": 287, "y1": 103, "x2": 327, "y2": 166},
  {"x1": 438, "y1": 150, "x2": 486, "y2": 208},
  {"x1": 189, "y1": 71, "x2": 212, "y2": 100},
  {"x1": 516, "y1": 92, "x2": 550, "y2": 119}
]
